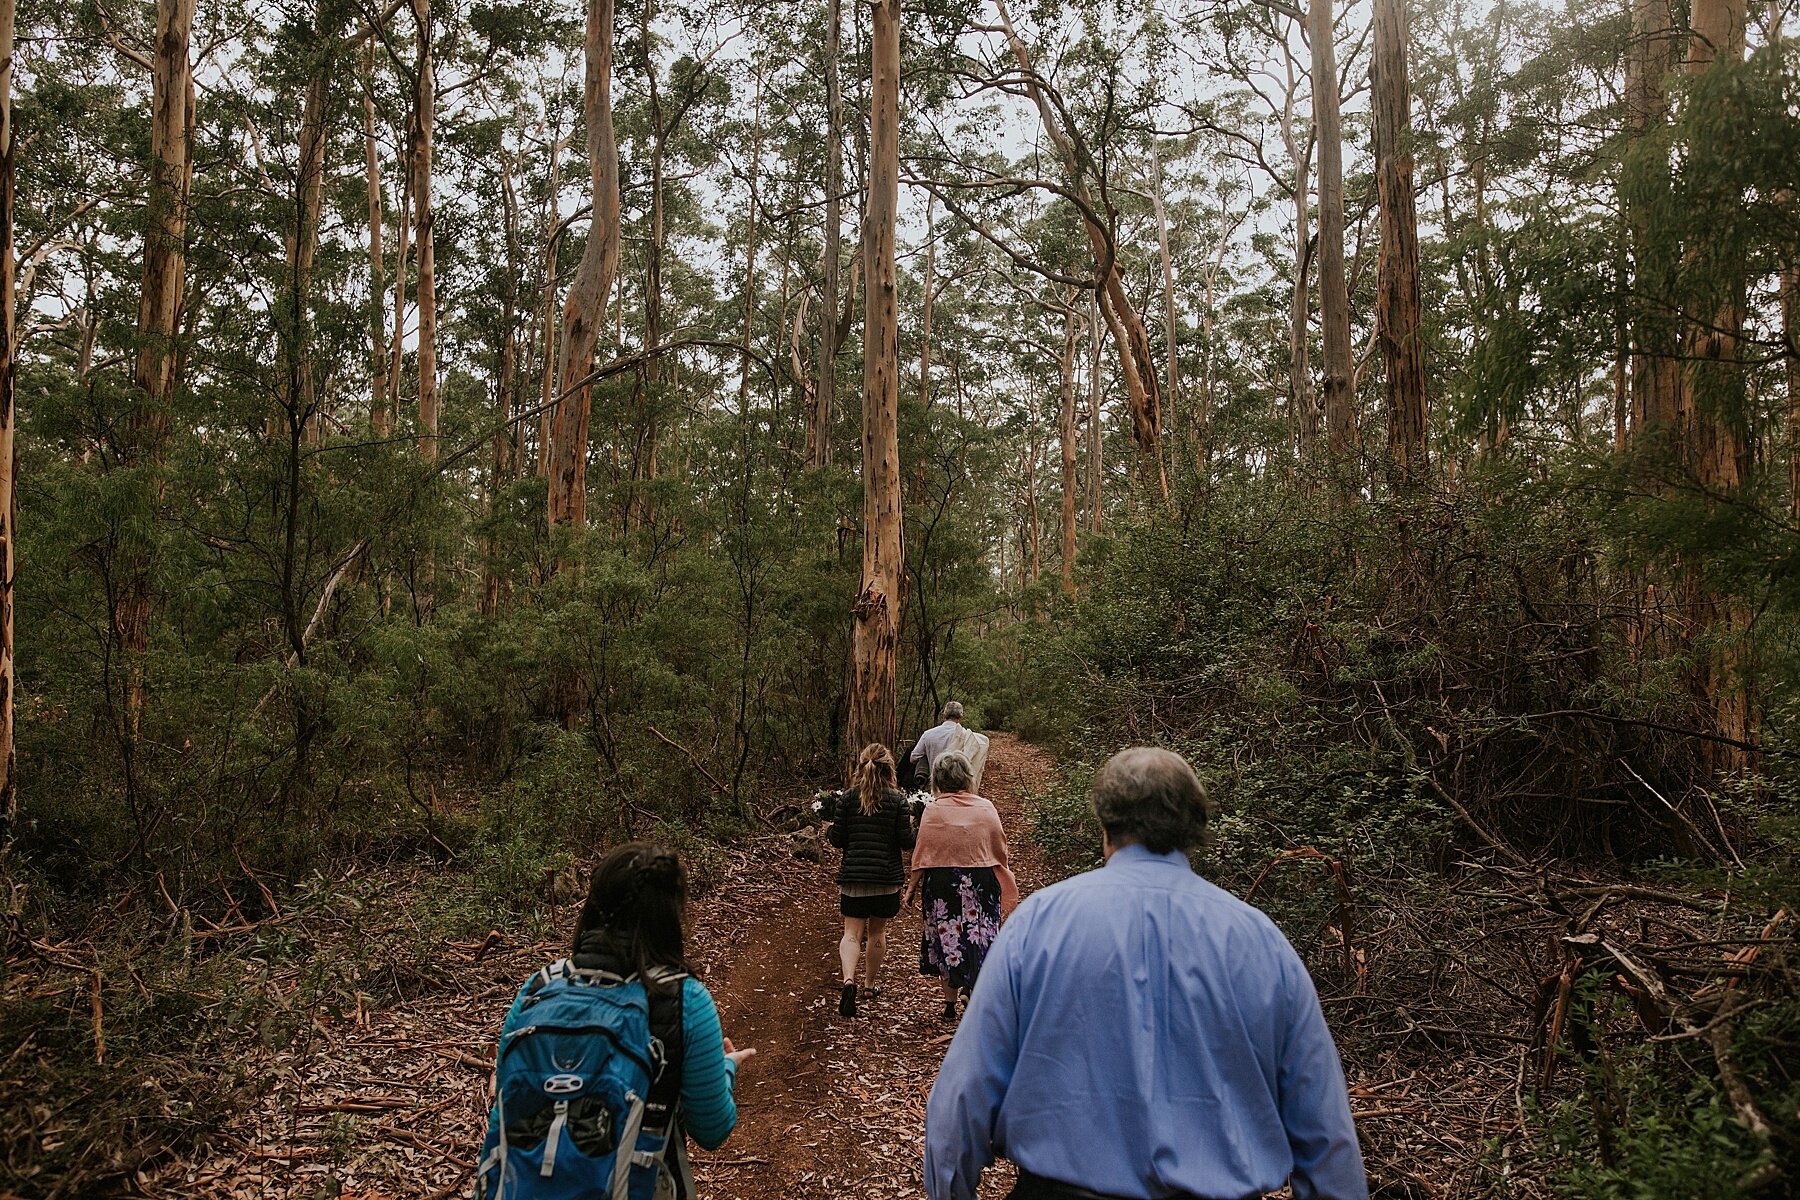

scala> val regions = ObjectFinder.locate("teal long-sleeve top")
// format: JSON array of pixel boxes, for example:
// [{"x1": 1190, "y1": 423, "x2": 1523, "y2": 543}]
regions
[
  {"x1": 671, "y1": 976, "x2": 739, "y2": 1148},
  {"x1": 499, "y1": 969, "x2": 740, "y2": 1149}
]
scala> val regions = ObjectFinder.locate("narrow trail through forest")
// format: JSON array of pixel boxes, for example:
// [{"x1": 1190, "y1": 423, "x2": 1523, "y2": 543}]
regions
[{"x1": 156, "y1": 734, "x2": 1057, "y2": 1200}]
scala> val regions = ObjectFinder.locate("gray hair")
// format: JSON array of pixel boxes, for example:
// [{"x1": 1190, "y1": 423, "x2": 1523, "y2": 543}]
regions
[
  {"x1": 1090, "y1": 747, "x2": 1214, "y2": 854},
  {"x1": 943, "y1": 701, "x2": 964, "y2": 720},
  {"x1": 932, "y1": 750, "x2": 975, "y2": 793}
]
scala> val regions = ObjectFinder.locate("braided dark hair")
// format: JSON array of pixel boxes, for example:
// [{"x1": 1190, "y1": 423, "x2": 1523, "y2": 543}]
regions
[{"x1": 572, "y1": 841, "x2": 690, "y2": 988}]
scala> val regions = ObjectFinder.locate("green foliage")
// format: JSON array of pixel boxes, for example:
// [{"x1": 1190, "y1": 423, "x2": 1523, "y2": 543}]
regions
[{"x1": 1546, "y1": 1001, "x2": 1798, "y2": 1199}]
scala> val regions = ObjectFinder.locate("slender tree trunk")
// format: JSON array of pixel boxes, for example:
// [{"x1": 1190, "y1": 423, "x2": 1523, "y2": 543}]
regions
[
  {"x1": 1310, "y1": 0, "x2": 1355, "y2": 464},
  {"x1": 1684, "y1": 0, "x2": 1752, "y2": 768},
  {"x1": 1148, "y1": 140, "x2": 1182, "y2": 465},
  {"x1": 640, "y1": 0, "x2": 665, "y2": 509},
  {"x1": 1614, "y1": 218, "x2": 1629, "y2": 453},
  {"x1": 483, "y1": 155, "x2": 521, "y2": 614},
  {"x1": 1371, "y1": 0, "x2": 1428, "y2": 489},
  {"x1": 919, "y1": 195, "x2": 935, "y2": 410},
  {"x1": 281, "y1": 32, "x2": 337, "y2": 444},
  {"x1": 0, "y1": 0, "x2": 15, "y2": 835},
  {"x1": 849, "y1": 0, "x2": 903, "y2": 757},
  {"x1": 1024, "y1": 423, "x2": 1040, "y2": 586},
  {"x1": 1781, "y1": 11, "x2": 1799, "y2": 521},
  {"x1": 1281, "y1": 55, "x2": 1317, "y2": 453},
  {"x1": 737, "y1": 74, "x2": 765, "y2": 420},
  {"x1": 1058, "y1": 299, "x2": 1078, "y2": 595},
  {"x1": 809, "y1": 0, "x2": 843, "y2": 467},
  {"x1": 120, "y1": 0, "x2": 196, "y2": 729},
  {"x1": 537, "y1": 132, "x2": 564, "y2": 477},
  {"x1": 410, "y1": 0, "x2": 438, "y2": 460},
  {"x1": 547, "y1": 0, "x2": 620, "y2": 536},
  {"x1": 1786, "y1": 260, "x2": 1798, "y2": 520},
  {"x1": 364, "y1": 44, "x2": 389, "y2": 434},
  {"x1": 1626, "y1": 0, "x2": 1679, "y2": 438},
  {"x1": 389, "y1": 154, "x2": 410, "y2": 417},
  {"x1": 995, "y1": 0, "x2": 1165, "y2": 498},
  {"x1": 1086, "y1": 290, "x2": 1103, "y2": 531}
]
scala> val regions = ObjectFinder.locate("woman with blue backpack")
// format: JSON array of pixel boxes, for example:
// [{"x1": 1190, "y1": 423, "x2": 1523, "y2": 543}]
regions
[{"x1": 475, "y1": 842, "x2": 755, "y2": 1200}]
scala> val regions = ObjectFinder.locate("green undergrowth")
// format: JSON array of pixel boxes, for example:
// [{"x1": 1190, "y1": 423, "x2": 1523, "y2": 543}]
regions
[
  {"x1": 0, "y1": 732, "x2": 744, "y2": 1198},
  {"x1": 1011, "y1": 472, "x2": 1800, "y2": 1199}
]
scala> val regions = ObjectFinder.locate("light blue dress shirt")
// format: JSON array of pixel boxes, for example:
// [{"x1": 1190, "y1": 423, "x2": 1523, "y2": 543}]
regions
[{"x1": 923, "y1": 843, "x2": 1368, "y2": 1200}]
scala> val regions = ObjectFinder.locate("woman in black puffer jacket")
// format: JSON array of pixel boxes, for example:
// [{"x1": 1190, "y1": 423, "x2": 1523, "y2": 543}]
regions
[{"x1": 827, "y1": 743, "x2": 916, "y2": 1018}]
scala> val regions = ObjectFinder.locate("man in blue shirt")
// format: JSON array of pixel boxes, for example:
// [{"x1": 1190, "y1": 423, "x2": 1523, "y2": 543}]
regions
[{"x1": 923, "y1": 747, "x2": 1367, "y2": 1200}]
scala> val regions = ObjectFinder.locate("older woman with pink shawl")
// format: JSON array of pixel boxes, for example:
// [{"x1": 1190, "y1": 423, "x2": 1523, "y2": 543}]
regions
[{"x1": 902, "y1": 750, "x2": 1019, "y2": 1020}]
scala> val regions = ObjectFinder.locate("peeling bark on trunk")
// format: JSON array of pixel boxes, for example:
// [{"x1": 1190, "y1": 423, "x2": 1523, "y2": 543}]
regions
[
  {"x1": 410, "y1": 0, "x2": 438, "y2": 461},
  {"x1": 808, "y1": 0, "x2": 843, "y2": 467},
  {"x1": 1371, "y1": 0, "x2": 1428, "y2": 489},
  {"x1": 1058, "y1": 299, "x2": 1078, "y2": 595},
  {"x1": 849, "y1": 0, "x2": 903, "y2": 757},
  {"x1": 1309, "y1": 0, "x2": 1355, "y2": 464},
  {"x1": 120, "y1": 0, "x2": 196, "y2": 728},
  {"x1": 0, "y1": 0, "x2": 15, "y2": 834},
  {"x1": 546, "y1": 0, "x2": 620, "y2": 537}
]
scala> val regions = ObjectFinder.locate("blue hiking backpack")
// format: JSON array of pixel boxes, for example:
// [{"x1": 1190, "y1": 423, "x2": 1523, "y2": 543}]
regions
[{"x1": 475, "y1": 961, "x2": 691, "y2": 1200}]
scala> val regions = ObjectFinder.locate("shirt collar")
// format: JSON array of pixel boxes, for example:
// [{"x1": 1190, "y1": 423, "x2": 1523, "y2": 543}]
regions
[{"x1": 1105, "y1": 842, "x2": 1194, "y2": 871}]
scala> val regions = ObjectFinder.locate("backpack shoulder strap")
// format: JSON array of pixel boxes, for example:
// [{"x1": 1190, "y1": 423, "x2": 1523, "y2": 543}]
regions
[{"x1": 644, "y1": 970, "x2": 688, "y2": 1125}]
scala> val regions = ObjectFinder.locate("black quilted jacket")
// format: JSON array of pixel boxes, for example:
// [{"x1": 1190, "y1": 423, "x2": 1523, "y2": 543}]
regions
[{"x1": 827, "y1": 787, "x2": 916, "y2": 887}]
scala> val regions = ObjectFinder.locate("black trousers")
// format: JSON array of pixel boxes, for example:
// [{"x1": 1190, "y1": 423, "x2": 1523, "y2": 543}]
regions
[{"x1": 1006, "y1": 1170, "x2": 1220, "y2": 1200}]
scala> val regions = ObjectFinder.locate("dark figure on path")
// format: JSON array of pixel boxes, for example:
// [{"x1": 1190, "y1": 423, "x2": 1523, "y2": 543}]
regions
[
  {"x1": 827, "y1": 743, "x2": 916, "y2": 1017},
  {"x1": 923, "y1": 748, "x2": 1367, "y2": 1200},
  {"x1": 905, "y1": 751, "x2": 1019, "y2": 1022},
  {"x1": 476, "y1": 842, "x2": 754, "y2": 1200}
]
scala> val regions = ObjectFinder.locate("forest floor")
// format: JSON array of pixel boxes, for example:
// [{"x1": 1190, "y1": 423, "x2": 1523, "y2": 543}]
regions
[
  {"x1": 147, "y1": 734, "x2": 1058, "y2": 1200},
  {"x1": 134, "y1": 732, "x2": 1575, "y2": 1200}
]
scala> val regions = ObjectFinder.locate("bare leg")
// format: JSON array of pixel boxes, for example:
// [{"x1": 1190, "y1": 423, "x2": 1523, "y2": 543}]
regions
[
  {"x1": 838, "y1": 917, "x2": 867, "y2": 985},
  {"x1": 862, "y1": 917, "x2": 890, "y2": 987}
]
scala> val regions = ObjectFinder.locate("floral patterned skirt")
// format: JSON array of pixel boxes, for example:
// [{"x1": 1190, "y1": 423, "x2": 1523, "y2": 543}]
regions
[{"x1": 917, "y1": 866, "x2": 1002, "y2": 990}]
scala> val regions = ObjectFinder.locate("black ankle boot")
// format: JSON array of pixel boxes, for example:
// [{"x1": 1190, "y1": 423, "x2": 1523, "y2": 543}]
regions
[
  {"x1": 839, "y1": 982, "x2": 857, "y2": 1017},
  {"x1": 941, "y1": 999, "x2": 958, "y2": 1021}
]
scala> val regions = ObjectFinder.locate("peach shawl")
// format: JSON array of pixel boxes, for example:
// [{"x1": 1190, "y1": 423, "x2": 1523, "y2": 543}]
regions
[{"x1": 909, "y1": 791, "x2": 1020, "y2": 913}]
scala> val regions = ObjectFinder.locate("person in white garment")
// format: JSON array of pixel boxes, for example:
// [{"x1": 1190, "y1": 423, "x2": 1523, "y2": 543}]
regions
[{"x1": 910, "y1": 702, "x2": 991, "y2": 792}]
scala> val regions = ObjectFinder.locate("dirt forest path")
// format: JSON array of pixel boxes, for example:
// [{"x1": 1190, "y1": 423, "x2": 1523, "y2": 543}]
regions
[
  {"x1": 154, "y1": 734, "x2": 1059, "y2": 1200},
  {"x1": 690, "y1": 734, "x2": 1056, "y2": 1200}
]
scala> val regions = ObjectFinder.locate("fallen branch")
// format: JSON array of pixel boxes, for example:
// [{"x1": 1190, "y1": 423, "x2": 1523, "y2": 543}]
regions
[
  {"x1": 1426, "y1": 775, "x2": 1532, "y2": 869},
  {"x1": 646, "y1": 725, "x2": 730, "y2": 795}
]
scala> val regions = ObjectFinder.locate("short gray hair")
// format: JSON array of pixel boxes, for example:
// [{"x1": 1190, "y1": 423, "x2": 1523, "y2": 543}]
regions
[
  {"x1": 943, "y1": 701, "x2": 964, "y2": 720},
  {"x1": 1090, "y1": 748, "x2": 1213, "y2": 854},
  {"x1": 932, "y1": 750, "x2": 975, "y2": 793}
]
